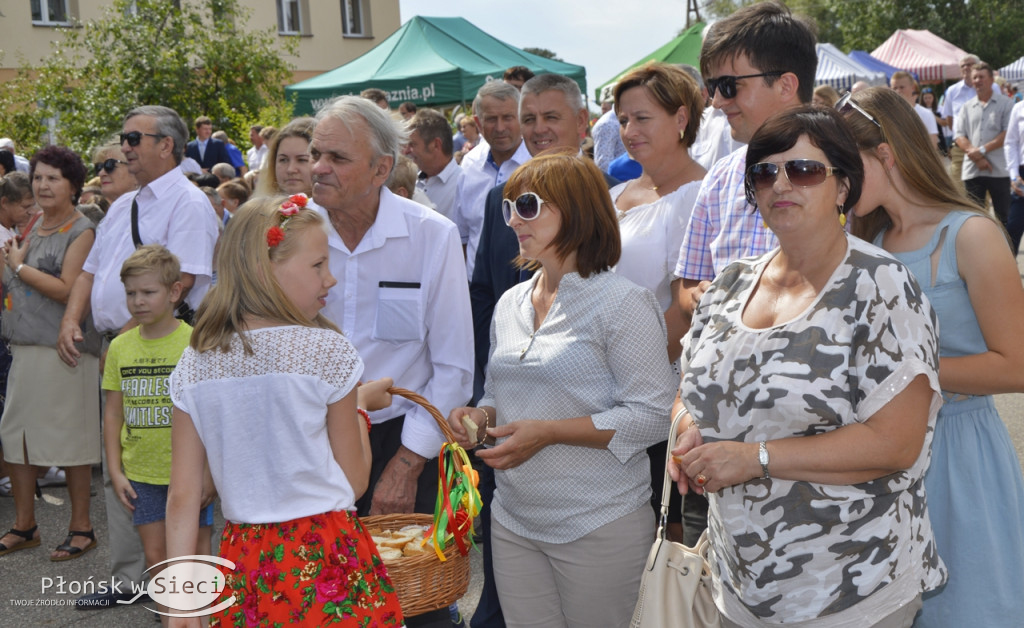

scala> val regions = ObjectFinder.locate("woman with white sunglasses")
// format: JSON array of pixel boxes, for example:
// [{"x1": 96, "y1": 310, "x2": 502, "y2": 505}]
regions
[{"x1": 447, "y1": 151, "x2": 677, "y2": 628}]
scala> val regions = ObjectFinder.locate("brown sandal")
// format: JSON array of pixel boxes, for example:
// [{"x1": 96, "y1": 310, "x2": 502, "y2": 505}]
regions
[
  {"x1": 0, "y1": 525, "x2": 41, "y2": 556},
  {"x1": 50, "y1": 529, "x2": 97, "y2": 562}
]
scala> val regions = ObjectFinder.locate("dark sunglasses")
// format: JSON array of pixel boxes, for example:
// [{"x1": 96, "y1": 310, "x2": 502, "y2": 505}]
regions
[
  {"x1": 746, "y1": 160, "x2": 840, "y2": 193},
  {"x1": 119, "y1": 131, "x2": 165, "y2": 147},
  {"x1": 502, "y1": 192, "x2": 546, "y2": 225},
  {"x1": 93, "y1": 158, "x2": 127, "y2": 176},
  {"x1": 835, "y1": 92, "x2": 882, "y2": 128},
  {"x1": 706, "y1": 71, "x2": 783, "y2": 99}
]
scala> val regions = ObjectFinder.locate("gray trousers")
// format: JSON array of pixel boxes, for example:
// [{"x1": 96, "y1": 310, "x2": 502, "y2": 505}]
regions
[
  {"x1": 100, "y1": 390, "x2": 146, "y2": 591},
  {"x1": 491, "y1": 506, "x2": 654, "y2": 628}
]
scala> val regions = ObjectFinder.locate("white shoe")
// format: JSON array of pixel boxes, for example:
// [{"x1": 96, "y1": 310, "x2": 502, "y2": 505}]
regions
[
  {"x1": 0, "y1": 476, "x2": 10, "y2": 497},
  {"x1": 37, "y1": 467, "x2": 66, "y2": 487}
]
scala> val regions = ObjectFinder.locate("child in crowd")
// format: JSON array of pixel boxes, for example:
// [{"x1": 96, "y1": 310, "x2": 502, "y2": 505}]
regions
[
  {"x1": 103, "y1": 245, "x2": 213, "y2": 621},
  {"x1": 165, "y1": 195, "x2": 402, "y2": 626}
]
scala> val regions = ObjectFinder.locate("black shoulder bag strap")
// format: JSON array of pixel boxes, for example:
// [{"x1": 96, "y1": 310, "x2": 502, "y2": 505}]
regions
[{"x1": 130, "y1": 194, "x2": 143, "y2": 249}]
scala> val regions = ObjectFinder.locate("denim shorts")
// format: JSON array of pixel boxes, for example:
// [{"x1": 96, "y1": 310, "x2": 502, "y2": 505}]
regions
[{"x1": 129, "y1": 480, "x2": 214, "y2": 527}]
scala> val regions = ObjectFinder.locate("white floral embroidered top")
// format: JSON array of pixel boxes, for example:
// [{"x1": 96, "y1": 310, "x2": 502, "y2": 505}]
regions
[{"x1": 171, "y1": 326, "x2": 363, "y2": 524}]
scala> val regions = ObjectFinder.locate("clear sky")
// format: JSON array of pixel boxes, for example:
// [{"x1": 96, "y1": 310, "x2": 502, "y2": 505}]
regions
[{"x1": 396, "y1": 0, "x2": 697, "y2": 98}]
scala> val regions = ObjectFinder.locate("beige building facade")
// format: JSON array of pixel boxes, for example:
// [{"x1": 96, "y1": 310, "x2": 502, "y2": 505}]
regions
[{"x1": 0, "y1": 0, "x2": 400, "y2": 83}]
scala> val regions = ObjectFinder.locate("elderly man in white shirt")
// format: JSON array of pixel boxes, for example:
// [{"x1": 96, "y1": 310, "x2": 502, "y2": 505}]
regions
[
  {"x1": 56, "y1": 104, "x2": 219, "y2": 609},
  {"x1": 246, "y1": 124, "x2": 268, "y2": 172},
  {"x1": 940, "y1": 54, "x2": 981, "y2": 183},
  {"x1": 403, "y1": 109, "x2": 462, "y2": 223},
  {"x1": 1004, "y1": 98, "x2": 1024, "y2": 254},
  {"x1": 309, "y1": 94, "x2": 473, "y2": 548},
  {"x1": 455, "y1": 81, "x2": 531, "y2": 279}
]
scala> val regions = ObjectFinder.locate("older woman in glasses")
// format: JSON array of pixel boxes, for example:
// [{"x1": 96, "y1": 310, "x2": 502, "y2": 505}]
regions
[
  {"x1": 91, "y1": 141, "x2": 137, "y2": 205},
  {"x1": 668, "y1": 107, "x2": 947, "y2": 627},
  {"x1": 843, "y1": 87, "x2": 1024, "y2": 628},
  {"x1": 0, "y1": 146, "x2": 102, "y2": 561},
  {"x1": 447, "y1": 151, "x2": 677, "y2": 628}
]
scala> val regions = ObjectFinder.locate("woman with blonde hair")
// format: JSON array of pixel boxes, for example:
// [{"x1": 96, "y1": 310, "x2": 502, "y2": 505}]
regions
[
  {"x1": 448, "y1": 151, "x2": 677, "y2": 628},
  {"x1": 91, "y1": 140, "x2": 136, "y2": 204},
  {"x1": 255, "y1": 117, "x2": 315, "y2": 197},
  {"x1": 166, "y1": 195, "x2": 402, "y2": 626},
  {"x1": 812, "y1": 84, "x2": 840, "y2": 108},
  {"x1": 841, "y1": 87, "x2": 1024, "y2": 627}
]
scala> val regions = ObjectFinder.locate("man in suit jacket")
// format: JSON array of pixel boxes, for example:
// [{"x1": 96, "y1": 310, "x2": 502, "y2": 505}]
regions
[{"x1": 184, "y1": 116, "x2": 232, "y2": 173}]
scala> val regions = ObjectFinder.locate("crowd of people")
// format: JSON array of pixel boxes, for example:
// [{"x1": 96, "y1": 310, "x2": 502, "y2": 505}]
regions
[{"x1": 0, "y1": 1, "x2": 1023, "y2": 627}]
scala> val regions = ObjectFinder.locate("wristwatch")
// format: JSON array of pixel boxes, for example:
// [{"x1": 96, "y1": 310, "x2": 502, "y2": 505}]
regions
[
  {"x1": 979, "y1": 145, "x2": 988, "y2": 156},
  {"x1": 758, "y1": 441, "x2": 770, "y2": 479}
]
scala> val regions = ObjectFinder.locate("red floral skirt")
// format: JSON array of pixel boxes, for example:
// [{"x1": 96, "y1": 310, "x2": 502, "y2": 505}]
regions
[{"x1": 210, "y1": 510, "x2": 403, "y2": 626}]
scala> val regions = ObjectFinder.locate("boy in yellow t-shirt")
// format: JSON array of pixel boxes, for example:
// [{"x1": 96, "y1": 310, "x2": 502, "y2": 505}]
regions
[{"x1": 103, "y1": 245, "x2": 213, "y2": 610}]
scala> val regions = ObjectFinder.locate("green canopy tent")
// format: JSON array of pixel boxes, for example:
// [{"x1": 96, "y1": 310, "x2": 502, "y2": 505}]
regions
[
  {"x1": 286, "y1": 16, "x2": 587, "y2": 115},
  {"x1": 595, "y1": 22, "x2": 705, "y2": 102}
]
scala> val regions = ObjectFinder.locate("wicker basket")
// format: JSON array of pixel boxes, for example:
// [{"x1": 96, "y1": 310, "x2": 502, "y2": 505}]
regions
[{"x1": 360, "y1": 387, "x2": 472, "y2": 616}]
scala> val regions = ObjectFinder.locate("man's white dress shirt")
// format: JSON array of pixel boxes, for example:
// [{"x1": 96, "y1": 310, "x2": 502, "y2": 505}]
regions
[{"x1": 315, "y1": 188, "x2": 474, "y2": 459}]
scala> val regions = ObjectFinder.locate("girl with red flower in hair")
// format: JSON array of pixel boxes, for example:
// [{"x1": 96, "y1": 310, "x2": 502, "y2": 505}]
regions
[{"x1": 165, "y1": 195, "x2": 403, "y2": 626}]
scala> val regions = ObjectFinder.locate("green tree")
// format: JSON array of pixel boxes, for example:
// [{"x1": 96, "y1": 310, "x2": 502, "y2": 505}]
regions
[
  {"x1": 0, "y1": 0, "x2": 297, "y2": 156},
  {"x1": 699, "y1": 0, "x2": 1024, "y2": 68},
  {"x1": 830, "y1": 0, "x2": 1024, "y2": 69},
  {"x1": 522, "y1": 47, "x2": 563, "y2": 62},
  {"x1": 702, "y1": 0, "x2": 843, "y2": 48}
]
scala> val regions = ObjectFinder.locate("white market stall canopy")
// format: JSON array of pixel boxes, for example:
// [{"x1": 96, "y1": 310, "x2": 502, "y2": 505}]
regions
[{"x1": 816, "y1": 43, "x2": 887, "y2": 91}]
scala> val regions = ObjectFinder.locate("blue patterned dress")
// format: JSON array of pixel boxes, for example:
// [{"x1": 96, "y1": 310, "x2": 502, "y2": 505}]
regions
[{"x1": 877, "y1": 210, "x2": 1024, "y2": 627}]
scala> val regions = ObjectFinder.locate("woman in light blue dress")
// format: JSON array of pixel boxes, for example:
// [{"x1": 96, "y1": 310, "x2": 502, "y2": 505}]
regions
[{"x1": 843, "y1": 87, "x2": 1024, "y2": 627}]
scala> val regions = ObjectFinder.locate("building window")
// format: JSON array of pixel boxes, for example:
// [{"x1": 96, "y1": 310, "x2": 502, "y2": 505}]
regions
[
  {"x1": 31, "y1": 0, "x2": 72, "y2": 25},
  {"x1": 341, "y1": 0, "x2": 368, "y2": 37},
  {"x1": 126, "y1": 1, "x2": 182, "y2": 18},
  {"x1": 277, "y1": 0, "x2": 302, "y2": 35}
]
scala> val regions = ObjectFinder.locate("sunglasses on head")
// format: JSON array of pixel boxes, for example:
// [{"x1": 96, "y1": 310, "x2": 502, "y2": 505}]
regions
[
  {"x1": 93, "y1": 158, "x2": 127, "y2": 176},
  {"x1": 502, "y1": 192, "x2": 546, "y2": 225},
  {"x1": 706, "y1": 71, "x2": 783, "y2": 99},
  {"x1": 119, "y1": 131, "x2": 164, "y2": 147},
  {"x1": 746, "y1": 160, "x2": 840, "y2": 193},
  {"x1": 835, "y1": 92, "x2": 882, "y2": 129}
]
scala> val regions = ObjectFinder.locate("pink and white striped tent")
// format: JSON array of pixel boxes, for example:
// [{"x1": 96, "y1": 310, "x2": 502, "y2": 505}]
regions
[{"x1": 871, "y1": 29, "x2": 970, "y2": 82}]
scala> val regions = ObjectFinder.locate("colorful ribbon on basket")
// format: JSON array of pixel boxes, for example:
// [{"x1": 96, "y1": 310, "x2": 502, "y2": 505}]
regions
[{"x1": 426, "y1": 441, "x2": 482, "y2": 561}]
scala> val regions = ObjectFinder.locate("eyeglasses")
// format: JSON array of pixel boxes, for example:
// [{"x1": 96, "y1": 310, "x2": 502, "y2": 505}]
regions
[
  {"x1": 119, "y1": 131, "x2": 165, "y2": 147},
  {"x1": 835, "y1": 92, "x2": 882, "y2": 129},
  {"x1": 706, "y1": 72, "x2": 783, "y2": 99},
  {"x1": 746, "y1": 160, "x2": 841, "y2": 193},
  {"x1": 502, "y1": 192, "x2": 546, "y2": 225},
  {"x1": 93, "y1": 158, "x2": 127, "y2": 176}
]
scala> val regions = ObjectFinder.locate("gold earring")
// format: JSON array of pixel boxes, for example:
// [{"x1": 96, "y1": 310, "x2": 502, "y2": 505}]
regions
[{"x1": 838, "y1": 204, "x2": 847, "y2": 228}]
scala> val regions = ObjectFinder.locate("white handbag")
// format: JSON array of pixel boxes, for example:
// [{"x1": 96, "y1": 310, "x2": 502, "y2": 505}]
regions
[{"x1": 630, "y1": 413, "x2": 722, "y2": 628}]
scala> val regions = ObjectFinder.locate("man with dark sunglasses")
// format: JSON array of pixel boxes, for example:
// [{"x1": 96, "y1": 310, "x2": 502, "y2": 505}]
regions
[
  {"x1": 56, "y1": 105, "x2": 220, "y2": 611},
  {"x1": 674, "y1": 0, "x2": 816, "y2": 314},
  {"x1": 668, "y1": 0, "x2": 816, "y2": 551}
]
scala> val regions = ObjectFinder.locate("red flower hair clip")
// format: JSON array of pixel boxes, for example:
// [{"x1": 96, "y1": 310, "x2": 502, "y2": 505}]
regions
[{"x1": 267, "y1": 193, "x2": 309, "y2": 248}]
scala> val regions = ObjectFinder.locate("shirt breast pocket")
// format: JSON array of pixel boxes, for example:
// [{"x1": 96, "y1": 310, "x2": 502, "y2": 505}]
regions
[{"x1": 373, "y1": 285, "x2": 425, "y2": 343}]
